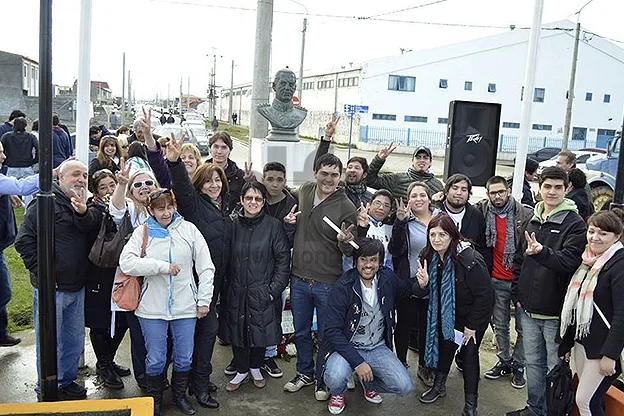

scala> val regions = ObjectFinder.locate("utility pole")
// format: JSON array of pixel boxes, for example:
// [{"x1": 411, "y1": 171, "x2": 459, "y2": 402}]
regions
[
  {"x1": 212, "y1": 55, "x2": 217, "y2": 120},
  {"x1": 76, "y1": 0, "x2": 92, "y2": 165},
  {"x1": 228, "y1": 59, "x2": 234, "y2": 124},
  {"x1": 562, "y1": 21, "x2": 581, "y2": 151},
  {"x1": 179, "y1": 76, "x2": 183, "y2": 115},
  {"x1": 249, "y1": 0, "x2": 274, "y2": 144},
  {"x1": 297, "y1": 17, "x2": 307, "y2": 106},
  {"x1": 121, "y1": 52, "x2": 125, "y2": 124},
  {"x1": 127, "y1": 70, "x2": 131, "y2": 111},
  {"x1": 187, "y1": 76, "x2": 190, "y2": 111}
]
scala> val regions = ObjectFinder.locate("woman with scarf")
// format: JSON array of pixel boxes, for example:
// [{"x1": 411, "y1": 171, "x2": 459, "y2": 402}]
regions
[
  {"x1": 558, "y1": 209, "x2": 624, "y2": 416},
  {"x1": 414, "y1": 212, "x2": 493, "y2": 416}
]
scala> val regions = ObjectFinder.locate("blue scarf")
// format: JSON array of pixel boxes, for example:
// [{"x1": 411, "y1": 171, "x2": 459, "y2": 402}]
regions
[
  {"x1": 146, "y1": 212, "x2": 182, "y2": 238},
  {"x1": 424, "y1": 251, "x2": 456, "y2": 368}
]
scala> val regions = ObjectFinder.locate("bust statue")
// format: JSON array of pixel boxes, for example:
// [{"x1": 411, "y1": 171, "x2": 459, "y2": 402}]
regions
[{"x1": 257, "y1": 68, "x2": 308, "y2": 142}]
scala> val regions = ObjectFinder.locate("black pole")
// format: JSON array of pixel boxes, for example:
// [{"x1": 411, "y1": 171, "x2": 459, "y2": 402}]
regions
[
  {"x1": 38, "y1": 0, "x2": 57, "y2": 401},
  {"x1": 610, "y1": 112, "x2": 624, "y2": 210}
]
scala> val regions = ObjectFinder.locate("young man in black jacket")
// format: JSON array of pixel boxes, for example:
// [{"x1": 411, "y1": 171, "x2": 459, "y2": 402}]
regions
[{"x1": 507, "y1": 167, "x2": 587, "y2": 416}]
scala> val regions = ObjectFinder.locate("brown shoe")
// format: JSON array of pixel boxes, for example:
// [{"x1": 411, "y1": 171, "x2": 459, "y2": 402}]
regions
[
  {"x1": 226, "y1": 374, "x2": 249, "y2": 392},
  {"x1": 253, "y1": 377, "x2": 266, "y2": 389}
]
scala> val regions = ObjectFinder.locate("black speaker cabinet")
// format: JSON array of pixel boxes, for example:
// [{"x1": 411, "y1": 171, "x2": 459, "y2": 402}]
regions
[{"x1": 444, "y1": 100, "x2": 502, "y2": 186}]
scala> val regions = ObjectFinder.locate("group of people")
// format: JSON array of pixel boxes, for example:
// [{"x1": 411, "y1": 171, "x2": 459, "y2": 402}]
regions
[{"x1": 0, "y1": 107, "x2": 622, "y2": 416}]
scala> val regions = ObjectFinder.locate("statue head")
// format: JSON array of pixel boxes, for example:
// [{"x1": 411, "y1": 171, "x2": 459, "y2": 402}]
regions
[{"x1": 273, "y1": 69, "x2": 297, "y2": 103}]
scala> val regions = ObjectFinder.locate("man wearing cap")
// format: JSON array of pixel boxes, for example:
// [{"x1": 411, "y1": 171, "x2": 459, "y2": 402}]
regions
[{"x1": 365, "y1": 144, "x2": 443, "y2": 201}]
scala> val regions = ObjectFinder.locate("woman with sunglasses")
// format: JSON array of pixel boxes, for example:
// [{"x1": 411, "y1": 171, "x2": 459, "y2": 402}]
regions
[
  {"x1": 84, "y1": 169, "x2": 130, "y2": 390},
  {"x1": 225, "y1": 181, "x2": 290, "y2": 392},
  {"x1": 163, "y1": 134, "x2": 230, "y2": 408},
  {"x1": 415, "y1": 213, "x2": 493, "y2": 416},
  {"x1": 120, "y1": 188, "x2": 215, "y2": 416},
  {"x1": 88, "y1": 135, "x2": 122, "y2": 179}
]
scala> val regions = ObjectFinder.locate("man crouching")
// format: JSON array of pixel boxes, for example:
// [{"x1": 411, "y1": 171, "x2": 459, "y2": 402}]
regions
[{"x1": 320, "y1": 238, "x2": 413, "y2": 414}]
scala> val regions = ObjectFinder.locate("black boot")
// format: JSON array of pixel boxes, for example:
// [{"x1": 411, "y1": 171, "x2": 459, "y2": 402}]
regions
[
  {"x1": 462, "y1": 393, "x2": 478, "y2": 416},
  {"x1": 91, "y1": 332, "x2": 124, "y2": 389},
  {"x1": 188, "y1": 382, "x2": 219, "y2": 408},
  {"x1": 172, "y1": 371, "x2": 196, "y2": 415},
  {"x1": 419, "y1": 372, "x2": 448, "y2": 404},
  {"x1": 145, "y1": 373, "x2": 165, "y2": 416}
]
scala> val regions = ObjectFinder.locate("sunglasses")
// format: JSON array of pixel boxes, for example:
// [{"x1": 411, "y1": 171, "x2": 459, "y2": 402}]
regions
[
  {"x1": 148, "y1": 188, "x2": 175, "y2": 203},
  {"x1": 132, "y1": 180, "x2": 155, "y2": 189},
  {"x1": 243, "y1": 196, "x2": 264, "y2": 203},
  {"x1": 92, "y1": 169, "x2": 114, "y2": 180}
]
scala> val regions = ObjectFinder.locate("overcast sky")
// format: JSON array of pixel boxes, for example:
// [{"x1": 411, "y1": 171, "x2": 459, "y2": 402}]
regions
[{"x1": 1, "y1": 0, "x2": 622, "y2": 100}]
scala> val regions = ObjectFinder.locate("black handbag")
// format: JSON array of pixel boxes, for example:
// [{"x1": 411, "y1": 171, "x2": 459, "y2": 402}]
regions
[
  {"x1": 88, "y1": 211, "x2": 134, "y2": 268},
  {"x1": 546, "y1": 359, "x2": 575, "y2": 416}
]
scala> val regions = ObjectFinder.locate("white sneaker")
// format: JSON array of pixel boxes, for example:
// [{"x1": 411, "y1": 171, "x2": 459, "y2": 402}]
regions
[
  {"x1": 315, "y1": 388, "x2": 330, "y2": 401},
  {"x1": 347, "y1": 372, "x2": 356, "y2": 390}
]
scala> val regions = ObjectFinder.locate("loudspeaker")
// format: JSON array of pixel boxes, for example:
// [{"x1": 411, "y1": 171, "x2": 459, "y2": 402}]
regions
[{"x1": 444, "y1": 100, "x2": 501, "y2": 186}]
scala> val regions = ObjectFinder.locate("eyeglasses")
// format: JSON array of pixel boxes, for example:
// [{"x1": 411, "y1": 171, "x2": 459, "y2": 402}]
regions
[
  {"x1": 243, "y1": 196, "x2": 264, "y2": 203},
  {"x1": 487, "y1": 189, "x2": 508, "y2": 197},
  {"x1": 371, "y1": 200, "x2": 391, "y2": 209},
  {"x1": 132, "y1": 180, "x2": 155, "y2": 189},
  {"x1": 92, "y1": 169, "x2": 113, "y2": 180},
  {"x1": 121, "y1": 145, "x2": 128, "y2": 149},
  {"x1": 148, "y1": 188, "x2": 175, "y2": 203}
]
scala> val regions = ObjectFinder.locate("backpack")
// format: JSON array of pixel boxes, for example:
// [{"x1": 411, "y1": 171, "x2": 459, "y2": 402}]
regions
[{"x1": 546, "y1": 359, "x2": 575, "y2": 416}]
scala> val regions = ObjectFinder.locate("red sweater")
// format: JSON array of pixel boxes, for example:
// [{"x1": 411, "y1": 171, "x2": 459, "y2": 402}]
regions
[{"x1": 492, "y1": 215, "x2": 513, "y2": 280}]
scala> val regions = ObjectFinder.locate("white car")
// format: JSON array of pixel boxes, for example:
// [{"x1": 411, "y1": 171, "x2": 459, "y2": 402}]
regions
[{"x1": 536, "y1": 150, "x2": 604, "y2": 176}]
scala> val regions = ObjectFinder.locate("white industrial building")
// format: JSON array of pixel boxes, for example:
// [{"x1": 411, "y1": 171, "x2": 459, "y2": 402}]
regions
[{"x1": 220, "y1": 20, "x2": 624, "y2": 153}]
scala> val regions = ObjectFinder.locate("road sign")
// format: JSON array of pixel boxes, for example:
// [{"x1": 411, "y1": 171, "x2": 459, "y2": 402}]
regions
[
  {"x1": 292, "y1": 96, "x2": 300, "y2": 107},
  {"x1": 343, "y1": 104, "x2": 355, "y2": 114},
  {"x1": 343, "y1": 104, "x2": 368, "y2": 115},
  {"x1": 355, "y1": 105, "x2": 369, "y2": 113}
]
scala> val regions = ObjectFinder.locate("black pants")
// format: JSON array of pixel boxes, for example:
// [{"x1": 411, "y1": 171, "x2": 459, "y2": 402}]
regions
[
  {"x1": 89, "y1": 312, "x2": 128, "y2": 364},
  {"x1": 395, "y1": 297, "x2": 428, "y2": 366},
  {"x1": 190, "y1": 300, "x2": 219, "y2": 391},
  {"x1": 436, "y1": 328, "x2": 485, "y2": 395},
  {"x1": 125, "y1": 311, "x2": 147, "y2": 383},
  {"x1": 232, "y1": 345, "x2": 265, "y2": 373}
]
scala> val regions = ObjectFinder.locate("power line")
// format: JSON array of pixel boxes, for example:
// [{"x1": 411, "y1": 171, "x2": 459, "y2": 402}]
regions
[
  {"x1": 582, "y1": 30, "x2": 624, "y2": 45},
  {"x1": 366, "y1": 0, "x2": 450, "y2": 19}
]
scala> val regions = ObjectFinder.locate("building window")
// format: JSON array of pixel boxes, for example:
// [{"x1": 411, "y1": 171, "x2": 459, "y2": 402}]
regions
[
  {"x1": 338, "y1": 77, "x2": 358, "y2": 88},
  {"x1": 302, "y1": 82, "x2": 314, "y2": 90},
  {"x1": 23, "y1": 64, "x2": 27, "y2": 77},
  {"x1": 439, "y1": 79, "x2": 448, "y2": 89},
  {"x1": 520, "y1": 86, "x2": 524, "y2": 101},
  {"x1": 438, "y1": 117, "x2": 448, "y2": 124},
  {"x1": 604, "y1": 94, "x2": 611, "y2": 103},
  {"x1": 585, "y1": 92, "x2": 593, "y2": 101},
  {"x1": 534, "y1": 88, "x2": 545, "y2": 103},
  {"x1": 503, "y1": 122, "x2": 520, "y2": 129},
  {"x1": 372, "y1": 113, "x2": 396, "y2": 121},
  {"x1": 464, "y1": 81, "x2": 472, "y2": 91},
  {"x1": 488, "y1": 83, "x2": 497, "y2": 93},
  {"x1": 405, "y1": 115, "x2": 427, "y2": 123},
  {"x1": 317, "y1": 80, "x2": 334, "y2": 89},
  {"x1": 388, "y1": 75, "x2": 416, "y2": 92},
  {"x1": 532, "y1": 124, "x2": 552, "y2": 131}
]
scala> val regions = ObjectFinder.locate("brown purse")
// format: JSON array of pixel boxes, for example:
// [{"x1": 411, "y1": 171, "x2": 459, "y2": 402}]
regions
[
  {"x1": 112, "y1": 224, "x2": 148, "y2": 311},
  {"x1": 89, "y1": 211, "x2": 134, "y2": 268}
]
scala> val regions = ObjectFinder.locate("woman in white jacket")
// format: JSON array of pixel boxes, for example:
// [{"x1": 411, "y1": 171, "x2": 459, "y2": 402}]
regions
[{"x1": 120, "y1": 188, "x2": 215, "y2": 416}]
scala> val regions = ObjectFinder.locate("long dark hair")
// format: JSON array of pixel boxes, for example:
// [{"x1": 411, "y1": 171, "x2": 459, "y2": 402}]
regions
[{"x1": 420, "y1": 212, "x2": 467, "y2": 263}]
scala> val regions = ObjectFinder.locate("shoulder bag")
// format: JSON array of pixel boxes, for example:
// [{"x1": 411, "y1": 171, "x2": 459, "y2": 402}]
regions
[{"x1": 112, "y1": 224, "x2": 148, "y2": 311}]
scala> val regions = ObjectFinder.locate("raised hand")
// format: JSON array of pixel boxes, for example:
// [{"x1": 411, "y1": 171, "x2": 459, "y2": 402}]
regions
[
  {"x1": 166, "y1": 131, "x2": 185, "y2": 162},
  {"x1": 116, "y1": 158, "x2": 131, "y2": 186},
  {"x1": 140, "y1": 107, "x2": 155, "y2": 146},
  {"x1": 244, "y1": 161, "x2": 256, "y2": 182},
  {"x1": 324, "y1": 113, "x2": 341, "y2": 140},
  {"x1": 284, "y1": 204, "x2": 301, "y2": 225},
  {"x1": 377, "y1": 142, "x2": 397, "y2": 160},
  {"x1": 395, "y1": 198, "x2": 411, "y2": 221},
  {"x1": 70, "y1": 187, "x2": 87, "y2": 214},
  {"x1": 524, "y1": 231, "x2": 543, "y2": 256},
  {"x1": 357, "y1": 202, "x2": 369, "y2": 227},
  {"x1": 416, "y1": 258, "x2": 429, "y2": 288},
  {"x1": 337, "y1": 222, "x2": 355, "y2": 244}
]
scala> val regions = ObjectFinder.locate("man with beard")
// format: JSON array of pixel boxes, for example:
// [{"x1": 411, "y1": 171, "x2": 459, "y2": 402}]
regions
[
  {"x1": 314, "y1": 114, "x2": 371, "y2": 207},
  {"x1": 365, "y1": 144, "x2": 443, "y2": 201},
  {"x1": 15, "y1": 160, "x2": 101, "y2": 398},
  {"x1": 476, "y1": 176, "x2": 532, "y2": 390}
]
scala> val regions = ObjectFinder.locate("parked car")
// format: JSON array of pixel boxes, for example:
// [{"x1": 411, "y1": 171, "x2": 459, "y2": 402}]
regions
[
  {"x1": 585, "y1": 134, "x2": 621, "y2": 210},
  {"x1": 152, "y1": 124, "x2": 197, "y2": 147},
  {"x1": 186, "y1": 125, "x2": 211, "y2": 155},
  {"x1": 536, "y1": 150, "x2": 605, "y2": 176}
]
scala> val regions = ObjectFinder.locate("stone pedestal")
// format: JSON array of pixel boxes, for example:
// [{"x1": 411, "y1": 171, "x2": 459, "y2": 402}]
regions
[{"x1": 250, "y1": 137, "x2": 317, "y2": 187}]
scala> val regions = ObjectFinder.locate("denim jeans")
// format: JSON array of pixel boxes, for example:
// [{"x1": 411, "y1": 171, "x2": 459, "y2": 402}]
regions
[
  {"x1": 324, "y1": 345, "x2": 413, "y2": 396},
  {"x1": 0, "y1": 252, "x2": 11, "y2": 340},
  {"x1": 33, "y1": 287, "x2": 85, "y2": 390},
  {"x1": 290, "y1": 276, "x2": 333, "y2": 377},
  {"x1": 139, "y1": 317, "x2": 196, "y2": 376},
  {"x1": 491, "y1": 278, "x2": 524, "y2": 367},
  {"x1": 520, "y1": 309, "x2": 560, "y2": 416}
]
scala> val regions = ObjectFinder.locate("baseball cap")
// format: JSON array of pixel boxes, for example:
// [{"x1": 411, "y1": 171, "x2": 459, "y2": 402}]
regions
[{"x1": 412, "y1": 146, "x2": 432, "y2": 159}]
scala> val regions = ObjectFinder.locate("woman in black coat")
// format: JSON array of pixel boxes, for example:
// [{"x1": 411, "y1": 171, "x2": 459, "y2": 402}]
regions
[
  {"x1": 84, "y1": 169, "x2": 130, "y2": 390},
  {"x1": 225, "y1": 182, "x2": 291, "y2": 392},
  {"x1": 166, "y1": 137, "x2": 231, "y2": 409},
  {"x1": 413, "y1": 212, "x2": 493, "y2": 416}
]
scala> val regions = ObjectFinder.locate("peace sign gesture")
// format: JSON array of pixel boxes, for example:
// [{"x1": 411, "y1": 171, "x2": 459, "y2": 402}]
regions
[
  {"x1": 70, "y1": 187, "x2": 88, "y2": 214},
  {"x1": 244, "y1": 160, "x2": 256, "y2": 182},
  {"x1": 116, "y1": 158, "x2": 131, "y2": 186},
  {"x1": 395, "y1": 198, "x2": 411, "y2": 221},
  {"x1": 324, "y1": 113, "x2": 341, "y2": 140},
  {"x1": 337, "y1": 222, "x2": 355, "y2": 245},
  {"x1": 416, "y1": 258, "x2": 429, "y2": 288},
  {"x1": 166, "y1": 131, "x2": 185, "y2": 162},
  {"x1": 357, "y1": 202, "x2": 370, "y2": 227},
  {"x1": 377, "y1": 142, "x2": 397, "y2": 160},
  {"x1": 284, "y1": 204, "x2": 301, "y2": 225},
  {"x1": 524, "y1": 231, "x2": 543, "y2": 256},
  {"x1": 140, "y1": 107, "x2": 155, "y2": 144}
]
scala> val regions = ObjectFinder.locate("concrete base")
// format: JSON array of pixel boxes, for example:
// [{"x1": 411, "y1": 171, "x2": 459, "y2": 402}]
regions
[{"x1": 250, "y1": 137, "x2": 317, "y2": 187}]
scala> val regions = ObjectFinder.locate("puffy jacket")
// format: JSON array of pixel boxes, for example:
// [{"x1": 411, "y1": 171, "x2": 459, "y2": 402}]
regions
[
  {"x1": 119, "y1": 214, "x2": 215, "y2": 320},
  {"x1": 566, "y1": 187, "x2": 593, "y2": 220},
  {"x1": 52, "y1": 126, "x2": 72, "y2": 168},
  {"x1": 226, "y1": 211, "x2": 291, "y2": 348},
  {"x1": 512, "y1": 200, "x2": 587, "y2": 316},
  {"x1": 205, "y1": 158, "x2": 245, "y2": 214},
  {"x1": 365, "y1": 155, "x2": 444, "y2": 200},
  {"x1": 15, "y1": 183, "x2": 101, "y2": 291}
]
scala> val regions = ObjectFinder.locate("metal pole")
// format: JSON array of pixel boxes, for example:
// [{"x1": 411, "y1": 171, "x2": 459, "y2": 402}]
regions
[
  {"x1": 297, "y1": 17, "x2": 307, "y2": 106},
  {"x1": 239, "y1": 86, "x2": 243, "y2": 124},
  {"x1": 249, "y1": 0, "x2": 274, "y2": 149},
  {"x1": 187, "y1": 76, "x2": 190, "y2": 111},
  {"x1": 511, "y1": 0, "x2": 544, "y2": 201},
  {"x1": 611, "y1": 121, "x2": 624, "y2": 208},
  {"x1": 562, "y1": 21, "x2": 581, "y2": 151},
  {"x1": 228, "y1": 60, "x2": 234, "y2": 124},
  {"x1": 348, "y1": 115, "x2": 353, "y2": 159},
  {"x1": 38, "y1": 0, "x2": 57, "y2": 402},
  {"x1": 179, "y1": 76, "x2": 182, "y2": 115},
  {"x1": 121, "y1": 52, "x2": 125, "y2": 125},
  {"x1": 75, "y1": 0, "x2": 92, "y2": 165},
  {"x1": 127, "y1": 70, "x2": 131, "y2": 113},
  {"x1": 212, "y1": 55, "x2": 217, "y2": 120}
]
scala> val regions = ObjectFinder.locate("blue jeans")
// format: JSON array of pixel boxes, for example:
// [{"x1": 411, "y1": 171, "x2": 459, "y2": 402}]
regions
[
  {"x1": 0, "y1": 252, "x2": 11, "y2": 340},
  {"x1": 520, "y1": 309, "x2": 560, "y2": 416},
  {"x1": 139, "y1": 317, "x2": 196, "y2": 376},
  {"x1": 324, "y1": 345, "x2": 413, "y2": 396},
  {"x1": 491, "y1": 278, "x2": 524, "y2": 366},
  {"x1": 33, "y1": 288, "x2": 85, "y2": 390},
  {"x1": 290, "y1": 276, "x2": 333, "y2": 377}
]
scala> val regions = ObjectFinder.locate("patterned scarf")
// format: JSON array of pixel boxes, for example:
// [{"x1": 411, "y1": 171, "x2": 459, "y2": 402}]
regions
[
  {"x1": 346, "y1": 182, "x2": 368, "y2": 198},
  {"x1": 485, "y1": 197, "x2": 515, "y2": 268},
  {"x1": 407, "y1": 167, "x2": 435, "y2": 182},
  {"x1": 424, "y1": 252, "x2": 456, "y2": 368},
  {"x1": 560, "y1": 241, "x2": 623, "y2": 339}
]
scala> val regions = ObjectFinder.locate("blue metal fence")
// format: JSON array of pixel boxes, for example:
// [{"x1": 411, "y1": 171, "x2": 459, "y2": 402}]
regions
[{"x1": 359, "y1": 125, "x2": 596, "y2": 152}]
